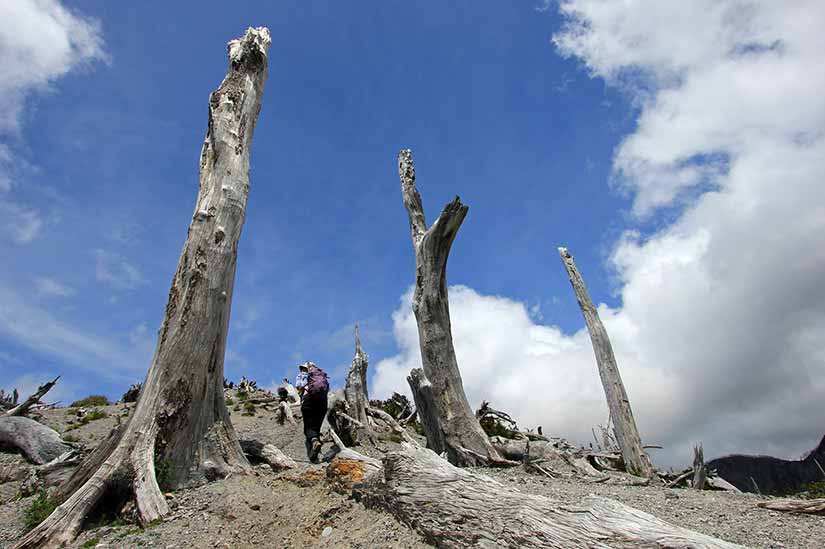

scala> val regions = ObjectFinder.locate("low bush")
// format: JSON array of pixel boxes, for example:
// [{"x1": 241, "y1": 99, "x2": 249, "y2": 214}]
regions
[
  {"x1": 242, "y1": 401, "x2": 255, "y2": 416},
  {"x1": 806, "y1": 479, "x2": 825, "y2": 499},
  {"x1": 23, "y1": 492, "x2": 57, "y2": 532},
  {"x1": 70, "y1": 395, "x2": 110, "y2": 408}
]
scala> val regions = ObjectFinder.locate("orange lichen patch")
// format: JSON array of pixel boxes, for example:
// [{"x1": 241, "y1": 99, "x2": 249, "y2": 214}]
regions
[
  {"x1": 281, "y1": 467, "x2": 326, "y2": 487},
  {"x1": 326, "y1": 458, "x2": 369, "y2": 494}
]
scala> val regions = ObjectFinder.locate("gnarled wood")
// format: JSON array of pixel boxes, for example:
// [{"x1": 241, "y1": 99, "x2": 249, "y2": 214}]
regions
[
  {"x1": 558, "y1": 247, "x2": 653, "y2": 477},
  {"x1": 693, "y1": 443, "x2": 707, "y2": 490},
  {"x1": 3, "y1": 377, "x2": 59, "y2": 417},
  {"x1": 757, "y1": 498, "x2": 825, "y2": 515},
  {"x1": 354, "y1": 445, "x2": 744, "y2": 548},
  {"x1": 398, "y1": 150, "x2": 500, "y2": 467},
  {"x1": 14, "y1": 27, "x2": 271, "y2": 549},
  {"x1": 0, "y1": 416, "x2": 72, "y2": 465}
]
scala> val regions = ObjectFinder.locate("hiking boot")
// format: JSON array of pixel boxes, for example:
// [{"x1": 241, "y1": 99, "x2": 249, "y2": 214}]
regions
[{"x1": 309, "y1": 438, "x2": 322, "y2": 463}]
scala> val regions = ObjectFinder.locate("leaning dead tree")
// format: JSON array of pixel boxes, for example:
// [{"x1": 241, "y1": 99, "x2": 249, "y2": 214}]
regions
[
  {"x1": 16, "y1": 27, "x2": 271, "y2": 549},
  {"x1": 398, "y1": 149, "x2": 504, "y2": 467},
  {"x1": 558, "y1": 247, "x2": 654, "y2": 477},
  {"x1": 353, "y1": 445, "x2": 744, "y2": 548}
]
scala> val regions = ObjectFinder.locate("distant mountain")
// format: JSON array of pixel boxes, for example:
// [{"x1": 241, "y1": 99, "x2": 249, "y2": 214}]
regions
[{"x1": 706, "y1": 434, "x2": 825, "y2": 495}]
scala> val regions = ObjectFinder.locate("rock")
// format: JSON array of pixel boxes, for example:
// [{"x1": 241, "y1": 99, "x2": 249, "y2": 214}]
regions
[
  {"x1": 250, "y1": 503, "x2": 260, "y2": 511},
  {"x1": 321, "y1": 526, "x2": 333, "y2": 537}
]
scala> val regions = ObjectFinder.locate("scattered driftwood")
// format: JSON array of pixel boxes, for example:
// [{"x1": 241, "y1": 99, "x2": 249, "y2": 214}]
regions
[
  {"x1": 239, "y1": 440, "x2": 296, "y2": 471},
  {"x1": 707, "y1": 476, "x2": 741, "y2": 492},
  {"x1": 757, "y1": 498, "x2": 825, "y2": 515},
  {"x1": 3, "y1": 377, "x2": 59, "y2": 418},
  {"x1": 19, "y1": 451, "x2": 83, "y2": 497},
  {"x1": 398, "y1": 149, "x2": 503, "y2": 467},
  {"x1": 15, "y1": 28, "x2": 272, "y2": 549},
  {"x1": 353, "y1": 445, "x2": 745, "y2": 548},
  {"x1": 366, "y1": 406, "x2": 420, "y2": 447},
  {"x1": 558, "y1": 247, "x2": 654, "y2": 478},
  {"x1": 0, "y1": 416, "x2": 72, "y2": 465}
]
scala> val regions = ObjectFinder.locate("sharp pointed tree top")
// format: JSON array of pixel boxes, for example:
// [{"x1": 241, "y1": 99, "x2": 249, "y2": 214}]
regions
[
  {"x1": 354, "y1": 324, "x2": 362, "y2": 355},
  {"x1": 227, "y1": 27, "x2": 271, "y2": 67}
]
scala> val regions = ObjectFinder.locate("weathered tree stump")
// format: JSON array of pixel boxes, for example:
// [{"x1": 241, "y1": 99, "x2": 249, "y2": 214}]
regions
[
  {"x1": 398, "y1": 150, "x2": 502, "y2": 467},
  {"x1": 15, "y1": 27, "x2": 271, "y2": 549}
]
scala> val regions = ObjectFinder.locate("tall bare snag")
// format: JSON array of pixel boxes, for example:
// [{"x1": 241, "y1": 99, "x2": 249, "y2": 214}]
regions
[
  {"x1": 398, "y1": 149, "x2": 503, "y2": 466},
  {"x1": 16, "y1": 27, "x2": 271, "y2": 548}
]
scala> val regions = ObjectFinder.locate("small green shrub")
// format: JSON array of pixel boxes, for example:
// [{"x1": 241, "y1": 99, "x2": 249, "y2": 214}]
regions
[
  {"x1": 806, "y1": 480, "x2": 825, "y2": 499},
  {"x1": 81, "y1": 537, "x2": 100, "y2": 548},
  {"x1": 70, "y1": 395, "x2": 110, "y2": 408},
  {"x1": 380, "y1": 431, "x2": 403, "y2": 444},
  {"x1": 63, "y1": 433, "x2": 80, "y2": 443},
  {"x1": 236, "y1": 390, "x2": 248, "y2": 402},
  {"x1": 225, "y1": 397, "x2": 234, "y2": 406},
  {"x1": 241, "y1": 401, "x2": 255, "y2": 416},
  {"x1": 154, "y1": 459, "x2": 174, "y2": 492},
  {"x1": 84, "y1": 409, "x2": 108, "y2": 422},
  {"x1": 23, "y1": 492, "x2": 57, "y2": 532}
]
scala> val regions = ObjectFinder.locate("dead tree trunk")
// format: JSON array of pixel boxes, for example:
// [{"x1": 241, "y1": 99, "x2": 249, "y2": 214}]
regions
[
  {"x1": 342, "y1": 325, "x2": 372, "y2": 442},
  {"x1": 3, "y1": 377, "x2": 59, "y2": 417},
  {"x1": 354, "y1": 445, "x2": 745, "y2": 548},
  {"x1": 558, "y1": 247, "x2": 654, "y2": 477},
  {"x1": 15, "y1": 27, "x2": 271, "y2": 549},
  {"x1": 693, "y1": 443, "x2": 707, "y2": 490},
  {"x1": 398, "y1": 149, "x2": 502, "y2": 467}
]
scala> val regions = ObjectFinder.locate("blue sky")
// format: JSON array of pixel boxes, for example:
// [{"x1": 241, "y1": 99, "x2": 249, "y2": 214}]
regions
[{"x1": 3, "y1": 1, "x2": 824, "y2": 468}]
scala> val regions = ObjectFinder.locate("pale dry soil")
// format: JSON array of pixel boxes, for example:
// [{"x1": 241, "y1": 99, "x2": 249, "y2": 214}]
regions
[{"x1": 1, "y1": 401, "x2": 823, "y2": 548}]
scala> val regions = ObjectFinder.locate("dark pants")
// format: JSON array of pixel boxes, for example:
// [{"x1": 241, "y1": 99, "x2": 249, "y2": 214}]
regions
[{"x1": 301, "y1": 391, "x2": 328, "y2": 458}]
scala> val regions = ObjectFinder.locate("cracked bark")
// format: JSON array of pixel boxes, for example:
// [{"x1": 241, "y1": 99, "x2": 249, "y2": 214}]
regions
[
  {"x1": 398, "y1": 149, "x2": 502, "y2": 467},
  {"x1": 15, "y1": 27, "x2": 271, "y2": 549}
]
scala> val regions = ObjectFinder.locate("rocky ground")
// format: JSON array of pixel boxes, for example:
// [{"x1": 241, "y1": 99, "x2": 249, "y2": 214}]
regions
[{"x1": 1, "y1": 398, "x2": 823, "y2": 548}]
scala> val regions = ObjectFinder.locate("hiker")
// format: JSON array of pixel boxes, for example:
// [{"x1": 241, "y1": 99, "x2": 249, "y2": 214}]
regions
[{"x1": 296, "y1": 361, "x2": 329, "y2": 463}]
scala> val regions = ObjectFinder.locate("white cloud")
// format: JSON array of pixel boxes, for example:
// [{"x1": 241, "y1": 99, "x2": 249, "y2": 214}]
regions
[
  {"x1": 376, "y1": 1, "x2": 825, "y2": 468},
  {"x1": 35, "y1": 276, "x2": 75, "y2": 298},
  {"x1": 0, "y1": 281, "x2": 147, "y2": 378},
  {"x1": 0, "y1": 0, "x2": 106, "y2": 134},
  {"x1": 94, "y1": 249, "x2": 145, "y2": 291}
]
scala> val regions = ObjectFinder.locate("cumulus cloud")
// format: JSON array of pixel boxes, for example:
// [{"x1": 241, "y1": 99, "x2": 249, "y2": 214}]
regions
[
  {"x1": 0, "y1": 0, "x2": 106, "y2": 134},
  {"x1": 375, "y1": 1, "x2": 825, "y2": 468}
]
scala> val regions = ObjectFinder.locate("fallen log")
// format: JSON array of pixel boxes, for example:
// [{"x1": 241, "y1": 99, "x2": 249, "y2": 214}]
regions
[
  {"x1": 3, "y1": 377, "x2": 59, "y2": 417},
  {"x1": 354, "y1": 445, "x2": 744, "y2": 548},
  {"x1": 239, "y1": 440, "x2": 296, "y2": 471},
  {"x1": 0, "y1": 416, "x2": 72, "y2": 465},
  {"x1": 757, "y1": 498, "x2": 825, "y2": 515}
]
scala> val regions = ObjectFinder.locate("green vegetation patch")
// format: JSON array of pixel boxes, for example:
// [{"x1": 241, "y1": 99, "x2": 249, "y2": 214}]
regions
[
  {"x1": 23, "y1": 492, "x2": 57, "y2": 532},
  {"x1": 81, "y1": 537, "x2": 100, "y2": 548},
  {"x1": 70, "y1": 395, "x2": 110, "y2": 408},
  {"x1": 241, "y1": 401, "x2": 255, "y2": 416},
  {"x1": 806, "y1": 479, "x2": 825, "y2": 499}
]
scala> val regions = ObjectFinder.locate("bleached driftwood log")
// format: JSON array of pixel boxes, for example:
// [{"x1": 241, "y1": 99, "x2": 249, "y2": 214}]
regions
[
  {"x1": 3, "y1": 377, "x2": 59, "y2": 417},
  {"x1": 398, "y1": 150, "x2": 502, "y2": 467},
  {"x1": 757, "y1": 498, "x2": 825, "y2": 515},
  {"x1": 354, "y1": 445, "x2": 744, "y2": 548},
  {"x1": 239, "y1": 440, "x2": 296, "y2": 470},
  {"x1": 15, "y1": 27, "x2": 271, "y2": 549},
  {"x1": 558, "y1": 247, "x2": 653, "y2": 478},
  {"x1": 0, "y1": 417, "x2": 72, "y2": 465}
]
